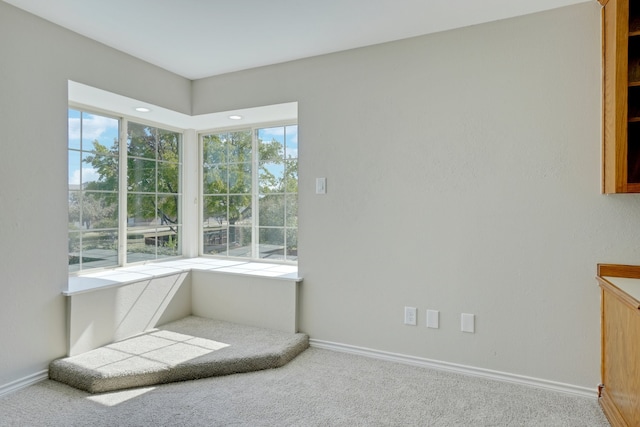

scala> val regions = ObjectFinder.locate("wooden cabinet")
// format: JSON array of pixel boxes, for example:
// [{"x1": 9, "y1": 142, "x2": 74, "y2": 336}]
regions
[
  {"x1": 601, "y1": 0, "x2": 640, "y2": 193},
  {"x1": 597, "y1": 264, "x2": 640, "y2": 426}
]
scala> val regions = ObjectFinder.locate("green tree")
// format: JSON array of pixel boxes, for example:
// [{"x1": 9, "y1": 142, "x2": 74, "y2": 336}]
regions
[
  {"x1": 203, "y1": 131, "x2": 252, "y2": 248},
  {"x1": 84, "y1": 123, "x2": 181, "y2": 253},
  {"x1": 85, "y1": 125, "x2": 180, "y2": 222}
]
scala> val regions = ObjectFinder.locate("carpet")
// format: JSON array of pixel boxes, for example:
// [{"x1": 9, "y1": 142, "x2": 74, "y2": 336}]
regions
[
  {"x1": 48, "y1": 316, "x2": 309, "y2": 393},
  {"x1": 3, "y1": 347, "x2": 609, "y2": 426}
]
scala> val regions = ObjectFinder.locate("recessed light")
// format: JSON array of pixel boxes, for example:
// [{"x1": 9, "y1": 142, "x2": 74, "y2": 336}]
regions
[
  {"x1": 135, "y1": 107, "x2": 151, "y2": 113},
  {"x1": 229, "y1": 115, "x2": 242, "y2": 120}
]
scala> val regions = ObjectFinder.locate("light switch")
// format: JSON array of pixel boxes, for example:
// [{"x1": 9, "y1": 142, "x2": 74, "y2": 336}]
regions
[{"x1": 316, "y1": 177, "x2": 326, "y2": 194}]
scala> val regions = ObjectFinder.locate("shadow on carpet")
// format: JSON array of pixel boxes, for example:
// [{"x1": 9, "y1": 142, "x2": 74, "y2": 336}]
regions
[{"x1": 49, "y1": 316, "x2": 309, "y2": 393}]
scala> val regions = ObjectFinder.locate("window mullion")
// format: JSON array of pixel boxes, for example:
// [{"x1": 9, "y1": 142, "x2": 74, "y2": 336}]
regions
[
  {"x1": 118, "y1": 118, "x2": 128, "y2": 266},
  {"x1": 251, "y1": 128, "x2": 259, "y2": 259}
]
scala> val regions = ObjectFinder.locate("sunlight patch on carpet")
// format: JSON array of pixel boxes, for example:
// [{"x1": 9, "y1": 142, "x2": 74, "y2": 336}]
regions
[{"x1": 86, "y1": 386, "x2": 156, "y2": 406}]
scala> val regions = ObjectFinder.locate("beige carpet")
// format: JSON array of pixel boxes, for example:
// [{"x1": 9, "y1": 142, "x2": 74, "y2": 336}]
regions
[
  {"x1": 49, "y1": 316, "x2": 309, "y2": 393},
  {"x1": 2, "y1": 347, "x2": 609, "y2": 426}
]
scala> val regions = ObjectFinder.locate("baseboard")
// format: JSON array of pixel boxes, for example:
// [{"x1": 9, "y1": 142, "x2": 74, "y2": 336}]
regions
[
  {"x1": 599, "y1": 389, "x2": 627, "y2": 427},
  {"x1": 0, "y1": 370, "x2": 49, "y2": 398},
  {"x1": 309, "y1": 339, "x2": 598, "y2": 399}
]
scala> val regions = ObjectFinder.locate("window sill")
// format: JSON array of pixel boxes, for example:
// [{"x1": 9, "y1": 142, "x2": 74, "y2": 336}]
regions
[{"x1": 65, "y1": 258, "x2": 301, "y2": 296}]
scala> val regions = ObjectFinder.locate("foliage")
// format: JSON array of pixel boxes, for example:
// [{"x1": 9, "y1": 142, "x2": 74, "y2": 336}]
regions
[
  {"x1": 202, "y1": 127, "x2": 298, "y2": 257},
  {"x1": 84, "y1": 122, "x2": 181, "y2": 226}
]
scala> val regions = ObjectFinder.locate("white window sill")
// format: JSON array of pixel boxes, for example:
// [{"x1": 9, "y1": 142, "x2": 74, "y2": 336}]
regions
[{"x1": 65, "y1": 258, "x2": 301, "y2": 296}]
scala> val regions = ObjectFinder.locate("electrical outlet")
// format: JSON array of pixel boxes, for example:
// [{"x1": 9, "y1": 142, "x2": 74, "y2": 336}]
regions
[
  {"x1": 426, "y1": 309, "x2": 439, "y2": 328},
  {"x1": 461, "y1": 313, "x2": 475, "y2": 333},
  {"x1": 404, "y1": 306, "x2": 417, "y2": 325}
]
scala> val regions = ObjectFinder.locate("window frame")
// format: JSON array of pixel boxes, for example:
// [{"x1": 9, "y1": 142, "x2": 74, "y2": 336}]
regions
[
  {"x1": 125, "y1": 118, "x2": 184, "y2": 264},
  {"x1": 68, "y1": 104, "x2": 185, "y2": 275},
  {"x1": 199, "y1": 121, "x2": 298, "y2": 264}
]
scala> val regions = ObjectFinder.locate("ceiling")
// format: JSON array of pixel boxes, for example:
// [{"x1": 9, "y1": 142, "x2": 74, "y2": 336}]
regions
[{"x1": 4, "y1": 0, "x2": 590, "y2": 80}]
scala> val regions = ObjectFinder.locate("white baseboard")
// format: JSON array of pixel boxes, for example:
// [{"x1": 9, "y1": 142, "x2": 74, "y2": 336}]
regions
[
  {"x1": 309, "y1": 339, "x2": 597, "y2": 399},
  {"x1": 0, "y1": 370, "x2": 49, "y2": 398}
]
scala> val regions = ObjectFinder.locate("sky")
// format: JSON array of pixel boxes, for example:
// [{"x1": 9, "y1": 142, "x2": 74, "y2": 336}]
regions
[
  {"x1": 68, "y1": 109, "x2": 119, "y2": 186},
  {"x1": 68, "y1": 109, "x2": 298, "y2": 186}
]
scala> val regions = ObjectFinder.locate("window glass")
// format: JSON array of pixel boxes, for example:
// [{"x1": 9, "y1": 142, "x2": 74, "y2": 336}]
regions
[
  {"x1": 68, "y1": 110, "x2": 182, "y2": 273},
  {"x1": 126, "y1": 122, "x2": 182, "y2": 263},
  {"x1": 201, "y1": 125, "x2": 297, "y2": 262},
  {"x1": 68, "y1": 109, "x2": 119, "y2": 272}
]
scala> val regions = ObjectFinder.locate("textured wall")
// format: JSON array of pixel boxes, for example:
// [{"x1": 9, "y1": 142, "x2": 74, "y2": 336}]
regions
[
  {"x1": 193, "y1": 2, "x2": 640, "y2": 388},
  {"x1": 67, "y1": 273, "x2": 191, "y2": 356},
  {"x1": 191, "y1": 272, "x2": 299, "y2": 333},
  {"x1": 3, "y1": 0, "x2": 640, "y2": 391},
  {"x1": 0, "y1": 2, "x2": 190, "y2": 386}
]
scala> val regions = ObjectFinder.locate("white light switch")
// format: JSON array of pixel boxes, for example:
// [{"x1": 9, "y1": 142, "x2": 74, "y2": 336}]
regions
[
  {"x1": 426, "y1": 310, "x2": 439, "y2": 329},
  {"x1": 461, "y1": 313, "x2": 475, "y2": 333},
  {"x1": 316, "y1": 177, "x2": 326, "y2": 194}
]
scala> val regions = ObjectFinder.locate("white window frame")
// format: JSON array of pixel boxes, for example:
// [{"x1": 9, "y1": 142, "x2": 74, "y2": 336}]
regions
[
  {"x1": 198, "y1": 121, "x2": 298, "y2": 263},
  {"x1": 68, "y1": 104, "x2": 185, "y2": 274}
]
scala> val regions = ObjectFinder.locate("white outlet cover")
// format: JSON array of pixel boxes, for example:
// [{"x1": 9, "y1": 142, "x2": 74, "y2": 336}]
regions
[
  {"x1": 461, "y1": 313, "x2": 475, "y2": 333},
  {"x1": 404, "y1": 306, "x2": 417, "y2": 326},
  {"x1": 426, "y1": 310, "x2": 439, "y2": 328}
]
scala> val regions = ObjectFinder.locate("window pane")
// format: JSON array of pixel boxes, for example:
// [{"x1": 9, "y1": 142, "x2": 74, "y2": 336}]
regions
[
  {"x1": 203, "y1": 225, "x2": 228, "y2": 255},
  {"x1": 259, "y1": 227, "x2": 284, "y2": 260},
  {"x1": 68, "y1": 151, "x2": 81, "y2": 187},
  {"x1": 157, "y1": 195, "x2": 179, "y2": 226},
  {"x1": 158, "y1": 161, "x2": 179, "y2": 194},
  {"x1": 127, "y1": 227, "x2": 179, "y2": 263},
  {"x1": 285, "y1": 125, "x2": 298, "y2": 159},
  {"x1": 228, "y1": 163, "x2": 251, "y2": 194},
  {"x1": 82, "y1": 152, "x2": 118, "y2": 191},
  {"x1": 69, "y1": 191, "x2": 81, "y2": 226},
  {"x1": 285, "y1": 194, "x2": 297, "y2": 227},
  {"x1": 156, "y1": 226, "x2": 179, "y2": 259},
  {"x1": 258, "y1": 127, "x2": 285, "y2": 162},
  {"x1": 127, "y1": 122, "x2": 157, "y2": 159},
  {"x1": 157, "y1": 132, "x2": 180, "y2": 163},
  {"x1": 128, "y1": 194, "x2": 157, "y2": 226},
  {"x1": 83, "y1": 192, "x2": 118, "y2": 229},
  {"x1": 80, "y1": 230, "x2": 118, "y2": 269},
  {"x1": 82, "y1": 112, "x2": 119, "y2": 153},
  {"x1": 127, "y1": 123, "x2": 182, "y2": 263},
  {"x1": 127, "y1": 230, "x2": 157, "y2": 263},
  {"x1": 203, "y1": 164, "x2": 228, "y2": 194},
  {"x1": 228, "y1": 226, "x2": 251, "y2": 257},
  {"x1": 284, "y1": 159, "x2": 298, "y2": 193},
  {"x1": 286, "y1": 228, "x2": 298, "y2": 261},
  {"x1": 259, "y1": 194, "x2": 285, "y2": 227},
  {"x1": 229, "y1": 195, "x2": 252, "y2": 225},
  {"x1": 203, "y1": 134, "x2": 227, "y2": 164},
  {"x1": 200, "y1": 124, "x2": 297, "y2": 263},
  {"x1": 68, "y1": 109, "x2": 81, "y2": 150},
  {"x1": 69, "y1": 109, "x2": 121, "y2": 273},
  {"x1": 68, "y1": 231, "x2": 81, "y2": 272},
  {"x1": 128, "y1": 158, "x2": 156, "y2": 193},
  {"x1": 259, "y1": 162, "x2": 284, "y2": 194},
  {"x1": 203, "y1": 195, "x2": 228, "y2": 225},
  {"x1": 227, "y1": 131, "x2": 252, "y2": 163}
]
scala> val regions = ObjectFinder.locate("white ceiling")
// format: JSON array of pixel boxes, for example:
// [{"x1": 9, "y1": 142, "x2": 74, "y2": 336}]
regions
[{"x1": 4, "y1": 0, "x2": 590, "y2": 80}]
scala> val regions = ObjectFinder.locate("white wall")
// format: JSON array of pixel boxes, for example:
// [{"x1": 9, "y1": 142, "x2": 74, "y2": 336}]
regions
[
  {"x1": 0, "y1": 2, "x2": 190, "y2": 386},
  {"x1": 67, "y1": 273, "x2": 191, "y2": 356},
  {"x1": 191, "y1": 272, "x2": 300, "y2": 333},
  {"x1": 2, "y1": 0, "x2": 639, "y2": 392},
  {"x1": 194, "y1": 2, "x2": 640, "y2": 389}
]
